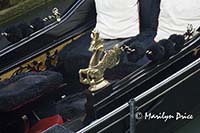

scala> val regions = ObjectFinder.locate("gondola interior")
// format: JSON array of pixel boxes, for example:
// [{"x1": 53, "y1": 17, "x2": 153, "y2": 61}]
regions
[{"x1": 0, "y1": 0, "x2": 199, "y2": 133}]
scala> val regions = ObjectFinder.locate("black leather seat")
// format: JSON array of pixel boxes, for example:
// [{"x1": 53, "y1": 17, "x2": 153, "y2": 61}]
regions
[{"x1": 0, "y1": 71, "x2": 63, "y2": 112}]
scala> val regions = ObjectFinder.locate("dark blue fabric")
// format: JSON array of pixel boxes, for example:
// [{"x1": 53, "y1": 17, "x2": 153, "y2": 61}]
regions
[
  {"x1": 139, "y1": 0, "x2": 161, "y2": 34},
  {"x1": 0, "y1": 71, "x2": 63, "y2": 112},
  {"x1": 133, "y1": 31, "x2": 156, "y2": 65},
  {"x1": 104, "y1": 31, "x2": 155, "y2": 78}
]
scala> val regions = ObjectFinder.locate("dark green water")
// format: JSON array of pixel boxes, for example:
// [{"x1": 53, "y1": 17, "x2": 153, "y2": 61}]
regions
[{"x1": 0, "y1": 0, "x2": 75, "y2": 30}]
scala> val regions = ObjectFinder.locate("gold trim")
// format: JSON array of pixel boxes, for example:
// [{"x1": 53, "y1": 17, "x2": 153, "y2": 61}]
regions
[{"x1": 0, "y1": 33, "x2": 83, "y2": 81}]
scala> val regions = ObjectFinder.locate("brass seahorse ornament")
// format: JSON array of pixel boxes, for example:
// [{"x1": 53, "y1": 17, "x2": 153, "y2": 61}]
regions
[{"x1": 79, "y1": 31, "x2": 121, "y2": 92}]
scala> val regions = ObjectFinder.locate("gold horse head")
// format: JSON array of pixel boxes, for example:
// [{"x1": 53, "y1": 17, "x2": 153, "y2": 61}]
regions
[{"x1": 89, "y1": 30, "x2": 104, "y2": 52}]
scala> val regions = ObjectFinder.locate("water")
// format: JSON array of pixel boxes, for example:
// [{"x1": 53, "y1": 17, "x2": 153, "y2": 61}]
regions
[{"x1": 0, "y1": 0, "x2": 76, "y2": 30}]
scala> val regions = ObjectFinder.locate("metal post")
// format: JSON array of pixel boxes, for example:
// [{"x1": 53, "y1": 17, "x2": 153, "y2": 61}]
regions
[{"x1": 129, "y1": 98, "x2": 136, "y2": 133}]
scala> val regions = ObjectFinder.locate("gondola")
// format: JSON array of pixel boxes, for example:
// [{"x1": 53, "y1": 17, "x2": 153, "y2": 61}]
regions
[
  {"x1": 0, "y1": 0, "x2": 96, "y2": 81},
  {"x1": 0, "y1": 0, "x2": 199, "y2": 133},
  {"x1": 77, "y1": 32, "x2": 200, "y2": 133},
  {"x1": 0, "y1": 0, "x2": 96, "y2": 132}
]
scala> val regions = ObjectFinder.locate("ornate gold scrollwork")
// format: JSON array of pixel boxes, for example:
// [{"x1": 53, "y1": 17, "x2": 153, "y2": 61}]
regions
[
  {"x1": 79, "y1": 31, "x2": 122, "y2": 92},
  {"x1": 12, "y1": 61, "x2": 43, "y2": 77},
  {"x1": 11, "y1": 50, "x2": 58, "y2": 78}
]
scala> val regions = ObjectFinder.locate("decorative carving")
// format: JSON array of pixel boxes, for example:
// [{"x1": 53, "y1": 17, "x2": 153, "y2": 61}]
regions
[
  {"x1": 184, "y1": 25, "x2": 200, "y2": 56},
  {"x1": 12, "y1": 61, "x2": 43, "y2": 77},
  {"x1": 11, "y1": 49, "x2": 58, "y2": 77},
  {"x1": 184, "y1": 24, "x2": 200, "y2": 41},
  {"x1": 79, "y1": 31, "x2": 122, "y2": 92},
  {"x1": 42, "y1": 7, "x2": 61, "y2": 22},
  {"x1": 45, "y1": 50, "x2": 58, "y2": 69},
  {"x1": 52, "y1": 8, "x2": 61, "y2": 22}
]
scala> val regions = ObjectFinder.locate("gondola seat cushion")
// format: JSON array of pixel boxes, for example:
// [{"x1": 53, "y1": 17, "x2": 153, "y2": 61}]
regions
[{"x1": 0, "y1": 71, "x2": 63, "y2": 112}]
